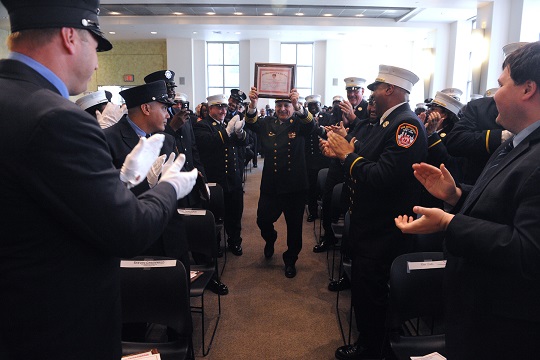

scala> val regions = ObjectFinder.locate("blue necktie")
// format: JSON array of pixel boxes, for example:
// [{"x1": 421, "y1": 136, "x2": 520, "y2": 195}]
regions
[{"x1": 461, "y1": 139, "x2": 514, "y2": 212}]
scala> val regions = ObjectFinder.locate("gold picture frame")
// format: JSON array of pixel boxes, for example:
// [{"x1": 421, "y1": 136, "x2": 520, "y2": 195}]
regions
[{"x1": 254, "y1": 62, "x2": 296, "y2": 99}]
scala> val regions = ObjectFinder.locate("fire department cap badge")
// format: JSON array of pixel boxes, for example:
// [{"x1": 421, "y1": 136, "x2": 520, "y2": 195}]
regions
[{"x1": 396, "y1": 123, "x2": 418, "y2": 148}]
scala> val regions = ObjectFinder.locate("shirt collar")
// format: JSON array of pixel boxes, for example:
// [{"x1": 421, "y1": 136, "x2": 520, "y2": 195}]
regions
[
  {"x1": 514, "y1": 119, "x2": 540, "y2": 147},
  {"x1": 9, "y1": 52, "x2": 69, "y2": 99},
  {"x1": 126, "y1": 116, "x2": 148, "y2": 138},
  {"x1": 379, "y1": 102, "x2": 407, "y2": 125}
]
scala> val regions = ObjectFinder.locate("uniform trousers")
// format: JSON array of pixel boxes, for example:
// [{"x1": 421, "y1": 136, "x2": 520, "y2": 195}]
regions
[
  {"x1": 223, "y1": 188, "x2": 244, "y2": 246},
  {"x1": 257, "y1": 191, "x2": 305, "y2": 265}
]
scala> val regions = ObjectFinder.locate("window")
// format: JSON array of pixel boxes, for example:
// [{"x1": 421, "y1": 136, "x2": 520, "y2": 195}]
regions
[
  {"x1": 207, "y1": 42, "x2": 240, "y2": 97},
  {"x1": 281, "y1": 43, "x2": 313, "y2": 98}
]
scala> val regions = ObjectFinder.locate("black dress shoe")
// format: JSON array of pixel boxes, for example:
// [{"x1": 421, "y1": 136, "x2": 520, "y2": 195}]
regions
[
  {"x1": 328, "y1": 276, "x2": 351, "y2": 292},
  {"x1": 284, "y1": 264, "x2": 296, "y2": 278},
  {"x1": 307, "y1": 214, "x2": 318, "y2": 222},
  {"x1": 335, "y1": 344, "x2": 378, "y2": 360},
  {"x1": 228, "y1": 244, "x2": 243, "y2": 256},
  {"x1": 207, "y1": 279, "x2": 228, "y2": 295},
  {"x1": 264, "y1": 241, "x2": 275, "y2": 259},
  {"x1": 313, "y1": 237, "x2": 336, "y2": 253}
]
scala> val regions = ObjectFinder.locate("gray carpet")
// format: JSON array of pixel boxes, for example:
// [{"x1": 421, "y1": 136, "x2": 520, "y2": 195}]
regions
[{"x1": 191, "y1": 157, "x2": 357, "y2": 359}]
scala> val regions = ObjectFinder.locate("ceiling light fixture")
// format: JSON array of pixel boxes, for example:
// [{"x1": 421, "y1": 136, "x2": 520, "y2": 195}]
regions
[
  {"x1": 295, "y1": 13, "x2": 304, "y2": 16},
  {"x1": 108, "y1": 31, "x2": 116, "y2": 35},
  {"x1": 150, "y1": 31, "x2": 157, "y2": 35},
  {"x1": 207, "y1": 12, "x2": 216, "y2": 15},
  {"x1": 173, "y1": 12, "x2": 183, "y2": 16},
  {"x1": 323, "y1": 14, "x2": 333, "y2": 17},
  {"x1": 235, "y1": 32, "x2": 241, "y2": 35},
  {"x1": 355, "y1": 14, "x2": 364, "y2": 17},
  {"x1": 264, "y1": 13, "x2": 273, "y2": 16},
  {"x1": 234, "y1": 12, "x2": 243, "y2": 15},
  {"x1": 109, "y1": 11, "x2": 121, "y2": 15}
]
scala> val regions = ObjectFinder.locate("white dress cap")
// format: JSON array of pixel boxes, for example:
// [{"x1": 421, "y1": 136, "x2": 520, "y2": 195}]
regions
[
  {"x1": 306, "y1": 94, "x2": 322, "y2": 104},
  {"x1": 440, "y1": 88, "x2": 463, "y2": 101},
  {"x1": 75, "y1": 90, "x2": 108, "y2": 110},
  {"x1": 470, "y1": 94, "x2": 484, "y2": 100},
  {"x1": 415, "y1": 103, "x2": 427, "y2": 110},
  {"x1": 332, "y1": 95, "x2": 344, "y2": 103},
  {"x1": 344, "y1": 77, "x2": 367, "y2": 90},
  {"x1": 484, "y1": 88, "x2": 499, "y2": 97},
  {"x1": 503, "y1": 42, "x2": 529, "y2": 57},
  {"x1": 367, "y1": 65, "x2": 419, "y2": 93},
  {"x1": 206, "y1": 94, "x2": 228, "y2": 106},
  {"x1": 174, "y1": 92, "x2": 188, "y2": 103},
  {"x1": 431, "y1": 91, "x2": 463, "y2": 116}
]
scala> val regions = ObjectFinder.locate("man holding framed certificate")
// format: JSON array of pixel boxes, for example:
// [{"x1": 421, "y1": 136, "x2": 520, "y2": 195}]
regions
[{"x1": 244, "y1": 86, "x2": 314, "y2": 278}]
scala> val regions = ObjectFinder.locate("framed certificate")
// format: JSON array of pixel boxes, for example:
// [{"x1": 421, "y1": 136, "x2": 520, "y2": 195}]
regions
[{"x1": 254, "y1": 63, "x2": 296, "y2": 99}]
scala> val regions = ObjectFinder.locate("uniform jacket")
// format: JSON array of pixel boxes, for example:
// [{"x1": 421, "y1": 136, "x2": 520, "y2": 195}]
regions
[
  {"x1": 445, "y1": 96, "x2": 503, "y2": 184},
  {"x1": 193, "y1": 116, "x2": 245, "y2": 192},
  {"x1": 246, "y1": 110, "x2": 315, "y2": 195},
  {"x1": 343, "y1": 103, "x2": 427, "y2": 257},
  {"x1": 305, "y1": 112, "x2": 335, "y2": 170},
  {"x1": 445, "y1": 126, "x2": 540, "y2": 327},
  {"x1": 0, "y1": 59, "x2": 177, "y2": 359}
]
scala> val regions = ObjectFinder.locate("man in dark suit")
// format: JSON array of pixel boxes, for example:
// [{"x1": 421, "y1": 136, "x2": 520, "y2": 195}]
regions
[
  {"x1": 194, "y1": 94, "x2": 246, "y2": 257},
  {"x1": 324, "y1": 65, "x2": 427, "y2": 359},
  {"x1": 245, "y1": 87, "x2": 315, "y2": 278},
  {"x1": 396, "y1": 41, "x2": 540, "y2": 360},
  {"x1": 0, "y1": 1, "x2": 197, "y2": 359},
  {"x1": 103, "y1": 81, "x2": 193, "y2": 269}
]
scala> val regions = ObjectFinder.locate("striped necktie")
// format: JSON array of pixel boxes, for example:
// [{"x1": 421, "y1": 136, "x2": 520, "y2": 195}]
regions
[{"x1": 461, "y1": 139, "x2": 514, "y2": 211}]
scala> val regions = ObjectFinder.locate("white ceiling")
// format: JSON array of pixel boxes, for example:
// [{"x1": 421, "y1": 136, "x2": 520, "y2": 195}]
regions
[{"x1": 0, "y1": 1, "x2": 479, "y2": 43}]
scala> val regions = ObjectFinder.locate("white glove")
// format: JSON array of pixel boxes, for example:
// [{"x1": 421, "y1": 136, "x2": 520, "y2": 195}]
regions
[
  {"x1": 234, "y1": 117, "x2": 245, "y2": 137},
  {"x1": 225, "y1": 116, "x2": 237, "y2": 136},
  {"x1": 501, "y1": 130, "x2": 514, "y2": 142},
  {"x1": 96, "y1": 103, "x2": 127, "y2": 129},
  {"x1": 162, "y1": 152, "x2": 176, "y2": 176},
  {"x1": 158, "y1": 153, "x2": 199, "y2": 200},
  {"x1": 120, "y1": 134, "x2": 165, "y2": 189},
  {"x1": 147, "y1": 154, "x2": 167, "y2": 188}
]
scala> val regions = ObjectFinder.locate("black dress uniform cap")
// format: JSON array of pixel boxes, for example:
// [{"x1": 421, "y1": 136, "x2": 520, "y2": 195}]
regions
[
  {"x1": 1, "y1": 0, "x2": 113, "y2": 52},
  {"x1": 144, "y1": 70, "x2": 177, "y2": 87},
  {"x1": 119, "y1": 80, "x2": 175, "y2": 109},
  {"x1": 230, "y1": 89, "x2": 247, "y2": 103}
]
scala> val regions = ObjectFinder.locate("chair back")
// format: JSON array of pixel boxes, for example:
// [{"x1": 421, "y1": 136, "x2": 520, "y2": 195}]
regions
[
  {"x1": 206, "y1": 183, "x2": 225, "y2": 224},
  {"x1": 387, "y1": 252, "x2": 446, "y2": 359},
  {"x1": 181, "y1": 209, "x2": 217, "y2": 259},
  {"x1": 317, "y1": 168, "x2": 329, "y2": 193}
]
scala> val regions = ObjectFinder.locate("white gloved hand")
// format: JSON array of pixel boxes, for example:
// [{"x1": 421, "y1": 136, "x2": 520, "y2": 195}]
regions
[
  {"x1": 225, "y1": 116, "x2": 237, "y2": 136},
  {"x1": 120, "y1": 134, "x2": 165, "y2": 189},
  {"x1": 501, "y1": 129, "x2": 514, "y2": 142},
  {"x1": 234, "y1": 117, "x2": 245, "y2": 137},
  {"x1": 147, "y1": 154, "x2": 167, "y2": 188},
  {"x1": 158, "y1": 153, "x2": 199, "y2": 200},
  {"x1": 96, "y1": 103, "x2": 127, "y2": 129}
]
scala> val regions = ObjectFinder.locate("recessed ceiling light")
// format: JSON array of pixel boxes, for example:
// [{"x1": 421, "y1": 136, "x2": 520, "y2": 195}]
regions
[
  {"x1": 234, "y1": 12, "x2": 243, "y2": 16},
  {"x1": 207, "y1": 12, "x2": 215, "y2": 15},
  {"x1": 295, "y1": 13, "x2": 304, "y2": 16},
  {"x1": 109, "y1": 11, "x2": 121, "y2": 15},
  {"x1": 173, "y1": 12, "x2": 184, "y2": 16},
  {"x1": 355, "y1": 14, "x2": 364, "y2": 17},
  {"x1": 193, "y1": 31, "x2": 198, "y2": 34},
  {"x1": 150, "y1": 31, "x2": 157, "y2": 35},
  {"x1": 108, "y1": 31, "x2": 116, "y2": 35},
  {"x1": 235, "y1": 31, "x2": 241, "y2": 35},
  {"x1": 323, "y1": 13, "x2": 333, "y2": 17},
  {"x1": 264, "y1": 13, "x2": 273, "y2": 16}
]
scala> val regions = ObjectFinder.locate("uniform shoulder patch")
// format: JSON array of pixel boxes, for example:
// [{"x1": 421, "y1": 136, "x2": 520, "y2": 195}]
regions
[{"x1": 396, "y1": 123, "x2": 419, "y2": 148}]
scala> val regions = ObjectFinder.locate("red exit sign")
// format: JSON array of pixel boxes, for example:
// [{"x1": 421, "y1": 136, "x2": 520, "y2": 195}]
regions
[{"x1": 123, "y1": 74, "x2": 134, "y2": 82}]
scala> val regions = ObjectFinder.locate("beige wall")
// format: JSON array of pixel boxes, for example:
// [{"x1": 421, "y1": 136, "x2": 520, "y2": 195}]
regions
[
  {"x1": 0, "y1": 29, "x2": 8, "y2": 59},
  {"x1": 89, "y1": 40, "x2": 167, "y2": 91}
]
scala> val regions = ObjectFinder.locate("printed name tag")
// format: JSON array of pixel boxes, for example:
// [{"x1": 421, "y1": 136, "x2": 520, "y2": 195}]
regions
[
  {"x1": 407, "y1": 260, "x2": 446, "y2": 272},
  {"x1": 121, "y1": 260, "x2": 177, "y2": 268},
  {"x1": 178, "y1": 209, "x2": 206, "y2": 216}
]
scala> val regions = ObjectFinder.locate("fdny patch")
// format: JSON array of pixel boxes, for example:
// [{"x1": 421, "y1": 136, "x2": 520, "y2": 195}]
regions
[
  {"x1": 288, "y1": 132, "x2": 297, "y2": 139},
  {"x1": 357, "y1": 106, "x2": 363, "y2": 112},
  {"x1": 396, "y1": 123, "x2": 419, "y2": 148}
]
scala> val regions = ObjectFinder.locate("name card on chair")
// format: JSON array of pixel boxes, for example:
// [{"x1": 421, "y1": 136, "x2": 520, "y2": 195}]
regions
[
  {"x1": 177, "y1": 209, "x2": 206, "y2": 216},
  {"x1": 411, "y1": 351, "x2": 446, "y2": 360},
  {"x1": 207, "y1": 183, "x2": 217, "y2": 187},
  {"x1": 120, "y1": 260, "x2": 177, "y2": 268},
  {"x1": 407, "y1": 260, "x2": 446, "y2": 272}
]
